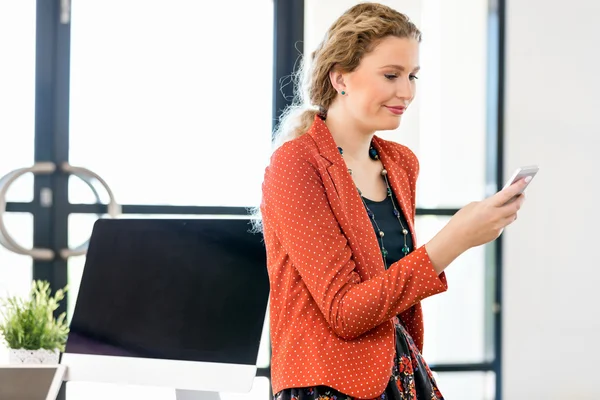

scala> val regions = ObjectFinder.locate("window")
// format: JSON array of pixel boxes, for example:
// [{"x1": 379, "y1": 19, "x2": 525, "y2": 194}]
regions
[
  {"x1": 0, "y1": 0, "x2": 36, "y2": 201},
  {"x1": 0, "y1": 214, "x2": 33, "y2": 363},
  {"x1": 0, "y1": 0, "x2": 36, "y2": 363},
  {"x1": 435, "y1": 372, "x2": 495, "y2": 400},
  {"x1": 417, "y1": 216, "x2": 491, "y2": 364},
  {"x1": 69, "y1": 0, "x2": 274, "y2": 207},
  {"x1": 413, "y1": 0, "x2": 489, "y2": 209}
]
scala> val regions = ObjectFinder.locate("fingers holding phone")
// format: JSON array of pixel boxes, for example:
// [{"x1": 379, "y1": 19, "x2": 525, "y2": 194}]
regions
[
  {"x1": 444, "y1": 166, "x2": 538, "y2": 251},
  {"x1": 499, "y1": 165, "x2": 538, "y2": 205},
  {"x1": 493, "y1": 177, "x2": 530, "y2": 208},
  {"x1": 493, "y1": 165, "x2": 538, "y2": 226},
  {"x1": 498, "y1": 193, "x2": 525, "y2": 227},
  {"x1": 426, "y1": 166, "x2": 538, "y2": 273}
]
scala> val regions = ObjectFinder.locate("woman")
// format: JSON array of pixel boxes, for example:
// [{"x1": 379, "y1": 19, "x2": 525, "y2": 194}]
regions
[{"x1": 259, "y1": 3, "x2": 526, "y2": 400}]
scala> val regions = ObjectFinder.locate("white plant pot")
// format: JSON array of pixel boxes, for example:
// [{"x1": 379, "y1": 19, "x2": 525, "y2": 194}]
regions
[{"x1": 9, "y1": 348, "x2": 60, "y2": 365}]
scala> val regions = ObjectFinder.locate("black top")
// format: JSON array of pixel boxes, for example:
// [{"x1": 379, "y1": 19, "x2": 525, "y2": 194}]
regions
[{"x1": 362, "y1": 193, "x2": 414, "y2": 266}]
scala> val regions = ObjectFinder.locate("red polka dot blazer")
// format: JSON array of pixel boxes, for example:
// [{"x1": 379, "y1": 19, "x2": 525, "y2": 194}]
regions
[{"x1": 260, "y1": 116, "x2": 448, "y2": 399}]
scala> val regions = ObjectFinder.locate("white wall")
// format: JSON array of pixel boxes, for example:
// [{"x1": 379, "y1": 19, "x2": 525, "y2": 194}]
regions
[{"x1": 503, "y1": 0, "x2": 600, "y2": 398}]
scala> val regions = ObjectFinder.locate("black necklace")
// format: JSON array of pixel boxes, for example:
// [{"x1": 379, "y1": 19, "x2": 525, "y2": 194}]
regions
[{"x1": 338, "y1": 145, "x2": 411, "y2": 269}]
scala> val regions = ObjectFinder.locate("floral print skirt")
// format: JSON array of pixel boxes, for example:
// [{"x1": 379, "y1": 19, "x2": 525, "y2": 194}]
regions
[{"x1": 274, "y1": 319, "x2": 444, "y2": 400}]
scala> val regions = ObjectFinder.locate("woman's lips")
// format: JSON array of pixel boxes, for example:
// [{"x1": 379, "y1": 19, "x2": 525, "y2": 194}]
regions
[{"x1": 384, "y1": 106, "x2": 406, "y2": 115}]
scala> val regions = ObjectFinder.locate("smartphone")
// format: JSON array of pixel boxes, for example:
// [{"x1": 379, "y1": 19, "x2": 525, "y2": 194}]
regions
[{"x1": 502, "y1": 165, "x2": 539, "y2": 202}]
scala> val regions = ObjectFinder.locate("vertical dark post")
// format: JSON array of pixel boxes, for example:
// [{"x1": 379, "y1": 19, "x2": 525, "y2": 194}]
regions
[
  {"x1": 34, "y1": 0, "x2": 71, "y2": 398},
  {"x1": 34, "y1": 0, "x2": 71, "y2": 319},
  {"x1": 272, "y1": 0, "x2": 305, "y2": 137},
  {"x1": 485, "y1": 0, "x2": 506, "y2": 398},
  {"x1": 494, "y1": 0, "x2": 506, "y2": 397},
  {"x1": 267, "y1": 1, "x2": 305, "y2": 397}
]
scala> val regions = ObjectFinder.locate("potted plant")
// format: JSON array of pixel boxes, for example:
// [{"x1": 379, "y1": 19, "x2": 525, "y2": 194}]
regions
[{"x1": 0, "y1": 280, "x2": 69, "y2": 364}]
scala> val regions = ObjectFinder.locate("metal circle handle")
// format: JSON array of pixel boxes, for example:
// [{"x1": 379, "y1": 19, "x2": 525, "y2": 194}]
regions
[
  {"x1": 0, "y1": 162, "x2": 56, "y2": 260},
  {"x1": 59, "y1": 162, "x2": 121, "y2": 259}
]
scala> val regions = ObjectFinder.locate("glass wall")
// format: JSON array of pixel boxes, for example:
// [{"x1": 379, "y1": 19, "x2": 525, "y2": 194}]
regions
[
  {"x1": 0, "y1": 0, "x2": 502, "y2": 398},
  {"x1": 65, "y1": 1, "x2": 274, "y2": 398},
  {"x1": 68, "y1": 0, "x2": 273, "y2": 208},
  {"x1": 0, "y1": 0, "x2": 36, "y2": 363}
]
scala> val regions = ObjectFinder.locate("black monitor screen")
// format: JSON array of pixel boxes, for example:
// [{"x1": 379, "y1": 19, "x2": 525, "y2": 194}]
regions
[{"x1": 65, "y1": 218, "x2": 269, "y2": 366}]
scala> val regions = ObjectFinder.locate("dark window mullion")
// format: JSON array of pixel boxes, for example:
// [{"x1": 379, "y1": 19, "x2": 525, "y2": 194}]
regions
[
  {"x1": 416, "y1": 208, "x2": 459, "y2": 216},
  {"x1": 272, "y1": 0, "x2": 304, "y2": 134},
  {"x1": 262, "y1": 1, "x2": 305, "y2": 397},
  {"x1": 256, "y1": 368, "x2": 271, "y2": 378},
  {"x1": 32, "y1": 0, "x2": 70, "y2": 296},
  {"x1": 33, "y1": 1, "x2": 71, "y2": 398},
  {"x1": 429, "y1": 362, "x2": 494, "y2": 373},
  {"x1": 486, "y1": 0, "x2": 506, "y2": 399},
  {"x1": 5, "y1": 202, "x2": 36, "y2": 213},
  {"x1": 62, "y1": 205, "x2": 462, "y2": 217},
  {"x1": 65, "y1": 204, "x2": 254, "y2": 216}
]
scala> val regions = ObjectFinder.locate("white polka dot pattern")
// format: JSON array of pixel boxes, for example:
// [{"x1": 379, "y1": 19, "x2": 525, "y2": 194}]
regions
[{"x1": 260, "y1": 116, "x2": 448, "y2": 399}]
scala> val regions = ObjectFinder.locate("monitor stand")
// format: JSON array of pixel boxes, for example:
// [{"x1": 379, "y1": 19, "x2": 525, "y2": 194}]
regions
[{"x1": 176, "y1": 389, "x2": 221, "y2": 400}]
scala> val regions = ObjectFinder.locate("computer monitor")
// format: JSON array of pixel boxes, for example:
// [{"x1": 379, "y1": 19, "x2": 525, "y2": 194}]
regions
[
  {"x1": 61, "y1": 218, "x2": 270, "y2": 394},
  {"x1": 0, "y1": 365, "x2": 66, "y2": 400}
]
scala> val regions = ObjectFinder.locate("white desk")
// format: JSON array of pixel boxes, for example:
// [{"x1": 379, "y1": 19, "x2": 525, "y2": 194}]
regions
[{"x1": 0, "y1": 362, "x2": 239, "y2": 400}]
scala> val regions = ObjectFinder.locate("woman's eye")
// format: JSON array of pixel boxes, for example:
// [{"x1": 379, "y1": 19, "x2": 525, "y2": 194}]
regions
[{"x1": 385, "y1": 73, "x2": 419, "y2": 81}]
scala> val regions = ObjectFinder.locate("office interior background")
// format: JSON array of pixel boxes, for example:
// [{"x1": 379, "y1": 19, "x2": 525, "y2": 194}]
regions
[{"x1": 0, "y1": 0, "x2": 598, "y2": 399}]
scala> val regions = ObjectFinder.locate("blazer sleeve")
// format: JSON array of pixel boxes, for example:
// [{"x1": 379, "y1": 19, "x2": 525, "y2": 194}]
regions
[{"x1": 261, "y1": 142, "x2": 448, "y2": 340}]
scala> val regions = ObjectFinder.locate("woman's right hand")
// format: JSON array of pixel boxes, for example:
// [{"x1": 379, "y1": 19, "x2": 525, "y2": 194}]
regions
[{"x1": 425, "y1": 177, "x2": 529, "y2": 274}]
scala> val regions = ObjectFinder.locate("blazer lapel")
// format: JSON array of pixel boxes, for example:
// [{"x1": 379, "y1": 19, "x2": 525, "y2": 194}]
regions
[{"x1": 307, "y1": 117, "x2": 384, "y2": 279}]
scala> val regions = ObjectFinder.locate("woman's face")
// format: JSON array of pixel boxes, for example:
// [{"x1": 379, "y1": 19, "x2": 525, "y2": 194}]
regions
[{"x1": 334, "y1": 36, "x2": 420, "y2": 133}]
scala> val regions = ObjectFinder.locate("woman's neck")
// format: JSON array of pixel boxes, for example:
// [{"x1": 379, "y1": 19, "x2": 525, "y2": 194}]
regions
[{"x1": 324, "y1": 107, "x2": 374, "y2": 163}]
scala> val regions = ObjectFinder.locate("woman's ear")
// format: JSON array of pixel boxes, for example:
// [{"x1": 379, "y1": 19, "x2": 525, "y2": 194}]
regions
[{"x1": 329, "y1": 66, "x2": 347, "y2": 95}]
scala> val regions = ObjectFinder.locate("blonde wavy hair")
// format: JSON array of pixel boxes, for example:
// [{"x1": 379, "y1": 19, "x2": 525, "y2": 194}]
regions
[{"x1": 272, "y1": 2, "x2": 422, "y2": 148}]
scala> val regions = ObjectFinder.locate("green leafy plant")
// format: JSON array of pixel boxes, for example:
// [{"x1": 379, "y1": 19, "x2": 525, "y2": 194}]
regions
[{"x1": 0, "y1": 280, "x2": 70, "y2": 352}]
